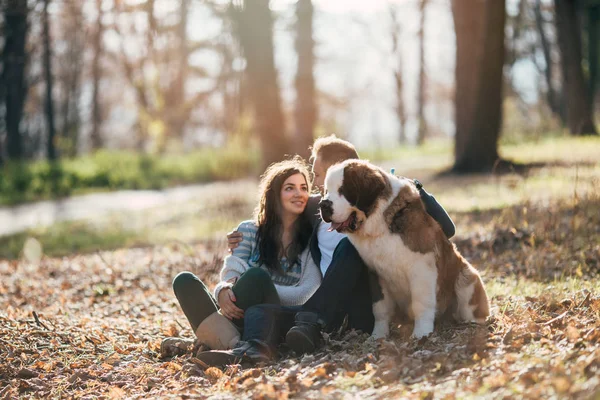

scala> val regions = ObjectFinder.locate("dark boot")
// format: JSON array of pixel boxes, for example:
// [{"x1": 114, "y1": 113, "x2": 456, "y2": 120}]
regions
[
  {"x1": 285, "y1": 311, "x2": 325, "y2": 355},
  {"x1": 195, "y1": 340, "x2": 275, "y2": 368}
]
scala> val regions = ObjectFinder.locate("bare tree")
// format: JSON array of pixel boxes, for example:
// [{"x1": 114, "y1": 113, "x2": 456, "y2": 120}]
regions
[
  {"x1": 389, "y1": 5, "x2": 407, "y2": 145},
  {"x1": 534, "y1": 0, "x2": 566, "y2": 124},
  {"x1": 452, "y1": 0, "x2": 506, "y2": 172},
  {"x1": 232, "y1": 0, "x2": 288, "y2": 168},
  {"x1": 2, "y1": 0, "x2": 28, "y2": 161},
  {"x1": 294, "y1": 0, "x2": 316, "y2": 160},
  {"x1": 416, "y1": 0, "x2": 428, "y2": 146},
  {"x1": 554, "y1": 0, "x2": 597, "y2": 135},
  {"x1": 587, "y1": 4, "x2": 599, "y2": 109},
  {"x1": 90, "y1": 0, "x2": 104, "y2": 151},
  {"x1": 56, "y1": 1, "x2": 85, "y2": 157},
  {"x1": 164, "y1": 0, "x2": 189, "y2": 142},
  {"x1": 43, "y1": 0, "x2": 57, "y2": 160},
  {"x1": 111, "y1": 0, "x2": 215, "y2": 152}
]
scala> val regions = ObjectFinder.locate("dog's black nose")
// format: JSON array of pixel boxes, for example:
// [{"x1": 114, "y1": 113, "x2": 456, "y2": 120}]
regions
[{"x1": 319, "y1": 199, "x2": 333, "y2": 222}]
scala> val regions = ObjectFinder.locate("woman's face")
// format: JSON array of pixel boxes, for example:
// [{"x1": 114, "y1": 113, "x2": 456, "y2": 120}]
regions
[{"x1": 279, "y1": 173, "x2": 309, "y2": 217}]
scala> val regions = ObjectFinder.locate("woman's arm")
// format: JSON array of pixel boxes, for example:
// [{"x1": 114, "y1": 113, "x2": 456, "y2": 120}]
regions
[
  {"x1": 274, "y1": 248, "x2": 322, "y2": 306},
  {"x1": 214, "y1": 221, "x2": 257, "y2": 301}
]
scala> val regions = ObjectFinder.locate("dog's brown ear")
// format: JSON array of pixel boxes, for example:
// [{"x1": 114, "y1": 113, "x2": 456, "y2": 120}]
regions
[{"x1": 340, "y1": 163, "x2": 390, "y2": 217}]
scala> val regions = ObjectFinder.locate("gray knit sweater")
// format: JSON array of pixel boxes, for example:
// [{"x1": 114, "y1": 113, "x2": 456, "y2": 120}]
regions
[{"x1": 214, "y1": 221, "x2": 321, "y2": 306}]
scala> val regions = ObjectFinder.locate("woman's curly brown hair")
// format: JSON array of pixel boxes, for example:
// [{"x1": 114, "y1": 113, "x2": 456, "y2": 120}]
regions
[{"x1": 254, "y1": 156, "x2": 313, "y2": 273}]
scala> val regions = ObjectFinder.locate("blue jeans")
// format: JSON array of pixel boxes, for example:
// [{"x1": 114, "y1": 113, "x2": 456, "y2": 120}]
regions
[{"x1": 241, "y1": 238, "x2": 375, "y2": 348}]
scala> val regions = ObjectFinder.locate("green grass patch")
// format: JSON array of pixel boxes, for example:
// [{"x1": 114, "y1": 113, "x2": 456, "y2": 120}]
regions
[
  {"x1": 364, "y1": 134, "x2": 600, "y2": 166},
  {"x1": 0, "y1": 220, "x2": 140, "y2": 259},
  {"x1": 0, "y1": 141, "x2": 260, "y2": 206}
]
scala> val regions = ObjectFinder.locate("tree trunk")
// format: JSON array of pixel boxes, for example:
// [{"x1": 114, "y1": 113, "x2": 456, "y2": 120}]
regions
[
  {"x1": 2, "y1": 0, "x2": 28, "y2": 161},
  {"x1": 43, "y1": 0, "x2": 57, "y2": 160},
  {"x1": 416, "y1": 0, "x2": 428, "y2": 146},
  {"x1": 172, "y1": 0, "x2": 189, "y2": 140},
  {"x1": 588, "y1": 6, "x2": 599, "y2": 108},
  {"x1": 235, "y1": 0, "x2": 288, "y2": 168},
  {"x1": 389, "y1": 6, "x2": 407, "y2": 145},
  {"x1": 162, "y1": 0, "x2": 190, "y2": 143},
  {"x1": 555, "y1": 0, "x2": 597, "y2": 135},
  {"x1": 394, "y1": 70, "x2": 407, "y2": 145},
  {"x1": 452, "y1": 0, "x2": 506, "y2": 173},
  {"x1": 58, "y1": 1, "x2": 84, "y2": 157},
  {"x1": 90, "y1": 0, "x2": 104, "y2": 151},
  {"x1": 452, "y1": 0, "x2": 487, "y2": 170},
  {"x1": 294, "y1": 0, "x2": 316, "y2": 160},
  {"x1": 534, "y1": 0, "x2": 566, "y2": 124}
]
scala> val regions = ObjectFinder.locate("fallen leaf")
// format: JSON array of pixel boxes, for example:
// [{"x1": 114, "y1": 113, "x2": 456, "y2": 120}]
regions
[
  {"x1": 566, "y1": 325, "x2": 580, "y2": 342},
  {"x1": 205, "y1": 367, "x2": 223, "y2": 382}
]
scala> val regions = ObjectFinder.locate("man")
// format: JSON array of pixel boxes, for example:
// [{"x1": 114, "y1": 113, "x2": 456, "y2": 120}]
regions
[{"x1": 194, "y1": 135, "x2": 455, "y2": 365}]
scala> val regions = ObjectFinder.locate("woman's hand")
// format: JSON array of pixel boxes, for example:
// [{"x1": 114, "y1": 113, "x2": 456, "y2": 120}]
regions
[
  {"x1": 226, "y1": 230, "x2": 243, "y2": 253},
  {"x1": 218, "y1": 288, "x2": 244, "y2": 320}
]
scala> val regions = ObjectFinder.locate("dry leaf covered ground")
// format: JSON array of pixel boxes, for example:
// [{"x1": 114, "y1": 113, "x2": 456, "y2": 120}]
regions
[{"x1": 1, "y1": 138, "x2": 600, "y2": 399}]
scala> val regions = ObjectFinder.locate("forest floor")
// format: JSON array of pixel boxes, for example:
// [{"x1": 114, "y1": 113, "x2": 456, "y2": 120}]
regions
[{"x1": 1, "y1": 136, "x2": 599, "y2": 399}]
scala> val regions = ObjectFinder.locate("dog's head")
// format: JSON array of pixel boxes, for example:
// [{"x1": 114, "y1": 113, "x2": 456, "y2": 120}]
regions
[{"x1": 319, "y1": 160, "x2": 391, "y2": 233}]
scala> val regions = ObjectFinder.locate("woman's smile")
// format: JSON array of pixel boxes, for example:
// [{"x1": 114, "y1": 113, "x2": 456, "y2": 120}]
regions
[{"x1": 280, "y1": 173, "x2": 310, "y2": 217}]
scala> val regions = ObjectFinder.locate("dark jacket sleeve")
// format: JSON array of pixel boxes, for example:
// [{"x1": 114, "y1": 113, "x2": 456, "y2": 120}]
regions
[
  {"x1": 305, "y1": 194, "x2": 322, "y2": 273},
  {"x1": 305, "y1": 194, "x2": 322, "y2": 229},
  {"x1": 418, "y1": 185, "x2": 456, "y2": 239}
]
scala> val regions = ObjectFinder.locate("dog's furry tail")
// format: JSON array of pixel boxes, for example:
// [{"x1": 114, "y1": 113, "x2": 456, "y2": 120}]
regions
[{"x1": 454, "y1": 264, "x2": 490, "y2": 324}]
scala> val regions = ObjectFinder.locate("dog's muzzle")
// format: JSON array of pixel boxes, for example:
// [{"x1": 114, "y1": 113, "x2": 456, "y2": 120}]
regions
[{"x1": 319, "y1": 199, "x2": 333, "y2": 222}]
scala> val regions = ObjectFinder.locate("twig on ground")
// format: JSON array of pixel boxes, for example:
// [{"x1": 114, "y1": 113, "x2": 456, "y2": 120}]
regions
[
  {"x1": 96, "y1": 250, "x2": 112, "y2": 270},
  {"x1": 176, "y1": 319, "x2": 186, "y2": 331},
  {"x1": 577, "y1": 291, "x2": 591, "y2": 308},
  {"x1": 85, "y1": 335, "x2": 101, "y2": 352},
  {"x1": 542, "y1": 310, "x2": 569, "y2": 326},
  {"x1": 190, "y1": 357, "x2": 209, "y2": 370},
  {"x1": 32, "y1": 311, "x2": 50, "y2": 330}
]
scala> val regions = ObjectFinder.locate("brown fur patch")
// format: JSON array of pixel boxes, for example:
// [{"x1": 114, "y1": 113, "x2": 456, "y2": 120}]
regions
[
  {"x1": 382, "y1": 180, "x2": 489, "y2": 319},
  {"x1": 383, "y1": 183, "x2": 439, "y2": 254},
  {"x1": 470, "y1": 276, "x2": 490, "y2": 319},
  {"x1": 348, "y1": 163, "x2": 490, "y2": 326},
  {"x1": 438, "y1": 242, "x2": 490, "y2": 320},
  {"x1": 340, "y1": 161, "x2": 392, "y2": 218},
  {"x1": 434, "y1": 236, "x2": 465, "y2": 315}
]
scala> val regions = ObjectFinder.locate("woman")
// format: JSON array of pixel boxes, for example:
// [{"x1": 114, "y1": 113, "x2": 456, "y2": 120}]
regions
[{"x1": 161, "y1": 157, "x2": 321, "y2": 359}]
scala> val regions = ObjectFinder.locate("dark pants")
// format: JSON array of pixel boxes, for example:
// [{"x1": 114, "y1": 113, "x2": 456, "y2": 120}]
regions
[
  {"x1": 243, "y1": 238, "x2": 374, "y2": 347},
  {"x1": 172, "y1": 267, "x2": 280, "y2": 332}
]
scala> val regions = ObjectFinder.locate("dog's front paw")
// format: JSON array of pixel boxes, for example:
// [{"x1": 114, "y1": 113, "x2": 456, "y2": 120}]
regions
[
  {"x1": 411, "y1": 320, "x2": 434, "y2": 339},
  {"x1": 371, "y1": 321, "x2": 389, "y2": 340}
]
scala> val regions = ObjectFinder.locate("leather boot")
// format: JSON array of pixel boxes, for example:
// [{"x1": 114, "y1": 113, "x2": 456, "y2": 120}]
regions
[{"x1": 285, "y1": 311, "x2": 325, "y2": 355}]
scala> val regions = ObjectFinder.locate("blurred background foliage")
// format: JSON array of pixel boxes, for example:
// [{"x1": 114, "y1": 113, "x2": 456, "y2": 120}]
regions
[{"x1": 0, "y1": 0, "x2": 599, "y2": 206}]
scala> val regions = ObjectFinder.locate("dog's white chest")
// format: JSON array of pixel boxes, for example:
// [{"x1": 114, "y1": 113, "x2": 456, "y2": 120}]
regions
[{"x1": 349, "y1": 234, "x2": 425, "y2": 296}]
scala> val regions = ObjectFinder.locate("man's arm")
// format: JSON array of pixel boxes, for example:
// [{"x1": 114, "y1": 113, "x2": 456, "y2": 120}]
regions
[{"x1": 414, "y1": 180, "x2": 456, "y2": 238}]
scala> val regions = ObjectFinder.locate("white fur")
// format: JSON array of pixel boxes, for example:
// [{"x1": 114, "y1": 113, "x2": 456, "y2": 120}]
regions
[
  {"x1": 325, "y1": 163, "x2": 440, "y2": 339},
  {"x1": 323, "y1": 166, "x2": 354, "y2": 223},
  {"x1": 371, "y1": 284, "x2": 395, "y2": 339}
]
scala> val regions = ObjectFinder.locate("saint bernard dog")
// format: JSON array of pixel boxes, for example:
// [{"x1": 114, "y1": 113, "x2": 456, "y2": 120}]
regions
[{"x1": 319, "y1": 160, "x2": 490, "y2": 339}]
